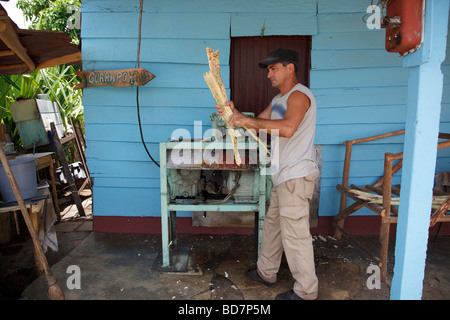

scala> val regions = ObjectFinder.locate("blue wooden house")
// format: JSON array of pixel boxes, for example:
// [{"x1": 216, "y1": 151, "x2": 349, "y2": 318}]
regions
[
  {"x1": 81, "y1": 0, "x2": 449, "y2": 234},
  {"x1": 80, "y1": 0, "x2": 450, "y2": 298}
]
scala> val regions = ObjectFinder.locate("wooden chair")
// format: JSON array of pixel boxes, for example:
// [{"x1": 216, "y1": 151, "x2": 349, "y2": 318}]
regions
[
  {"x1": 334, "y1": 129, "x2": 450, "y2": 281},
  {"x1": 49, "y1": 117, "x2": 91, "y2": 218}
]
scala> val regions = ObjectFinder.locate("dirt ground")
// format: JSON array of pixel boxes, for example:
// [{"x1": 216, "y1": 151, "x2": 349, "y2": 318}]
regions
[
  {"x1": 1, "y1": 189, "x2": 449, "y2": 301},
  {"x1": 1, "y1": 215, "x2": 449, "y2": 300}
]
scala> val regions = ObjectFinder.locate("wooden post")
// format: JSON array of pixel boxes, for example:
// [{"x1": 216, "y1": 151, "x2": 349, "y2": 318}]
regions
[
  {"x1": 50, "y1": 122, "x2": 85, "y2": 217},
  {"x1": 48, "y1": 155, "x2": 61, "y2": 219},
  {"x1": 379, "y1": 153, "x2": 393, "y2": 281},
  {"x1": 382, "y1": 153, "x2": 393, "y2": 216},
  {"x1": 70, "y1": 116, "x2": 91, "y2": 188},
  {"x1": 0, "y1": 143, "x2": 64, "y2": 300},
  {"x1": 391, "y1": 0, "x2": 450, "y2": 300},
  {"x1": 334, "y1": 140, "x2": 352, "y2": 239}
]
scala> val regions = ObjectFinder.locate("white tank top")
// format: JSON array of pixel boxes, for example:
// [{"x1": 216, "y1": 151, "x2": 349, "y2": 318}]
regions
[{"x1": 270, "y1": 83, "x2": 318, "y2": 186}]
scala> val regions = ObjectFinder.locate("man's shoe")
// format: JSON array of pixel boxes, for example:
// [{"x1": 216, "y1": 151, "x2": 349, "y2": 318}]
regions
[
  {"x1": 245, "y1": 269, "x2": 277, "y2": 288},
  {"x1": 275, "y1": 290, "x2": 305, "y2": 300}
]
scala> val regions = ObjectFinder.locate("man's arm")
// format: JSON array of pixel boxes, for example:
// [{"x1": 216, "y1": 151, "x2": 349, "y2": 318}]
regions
[
  {"x1": 223, "y1": 91, "x2": 310, "y2": 138},
  {"x1": 256, "y1": 103, "x2": 272, "y2": 120}
]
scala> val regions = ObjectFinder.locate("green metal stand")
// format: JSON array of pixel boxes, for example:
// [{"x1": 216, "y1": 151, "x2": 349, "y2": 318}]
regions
[{"x1": 159, "y1": 139, "x2": 268, "y2": 267}]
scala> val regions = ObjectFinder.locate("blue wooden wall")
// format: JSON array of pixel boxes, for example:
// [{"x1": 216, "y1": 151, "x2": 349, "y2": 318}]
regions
[
  {"x1": 313, "y1": 2, "x2": 450, "y2": 216},
  {"x1": 80, "y1": 0, "x2": 450, "y2": 220}
]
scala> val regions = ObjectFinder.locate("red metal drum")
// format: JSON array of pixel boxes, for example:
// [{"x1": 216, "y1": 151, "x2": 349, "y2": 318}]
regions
[{"x1": 385, "y1": 0, "x2": 425, "y2": 55}]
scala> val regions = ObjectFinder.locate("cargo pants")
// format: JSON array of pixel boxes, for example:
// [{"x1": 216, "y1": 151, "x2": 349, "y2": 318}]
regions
[{"x1": 256, "y1": 172, "x2": 319, "y2": 300}]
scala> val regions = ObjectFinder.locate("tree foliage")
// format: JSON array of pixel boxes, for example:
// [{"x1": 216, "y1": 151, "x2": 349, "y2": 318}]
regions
[
  {"x1": 0, "y1": 1, "x2": 83, "y2": 148},
  {"x1": 17, "y1": 0, "x2": 81, "y2": 44}
]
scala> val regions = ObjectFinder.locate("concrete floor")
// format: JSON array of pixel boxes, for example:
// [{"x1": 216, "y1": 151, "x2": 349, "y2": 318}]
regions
[{"x1": 1, "y1": 214, "x2": 449, "y2": 301}]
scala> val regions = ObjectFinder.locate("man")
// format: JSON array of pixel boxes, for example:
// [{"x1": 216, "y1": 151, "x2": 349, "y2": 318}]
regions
[{"x1": 216, "y1": 48, "x2": 319, "y2": 300}]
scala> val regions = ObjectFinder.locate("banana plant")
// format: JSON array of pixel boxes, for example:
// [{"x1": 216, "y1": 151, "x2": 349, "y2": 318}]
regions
[{"x1": 0, "y1": 65, "x2": 83, "y2": 148}]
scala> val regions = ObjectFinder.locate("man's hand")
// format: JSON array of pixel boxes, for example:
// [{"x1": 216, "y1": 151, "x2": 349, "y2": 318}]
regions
[{"x1": 215, "y1": 101, "x2": 247, "y2": 128}]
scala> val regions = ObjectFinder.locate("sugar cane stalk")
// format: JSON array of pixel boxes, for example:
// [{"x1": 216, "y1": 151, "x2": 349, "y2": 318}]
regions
[{"x1": 203, "y1": 47, "x2": 271, "y2": 162}]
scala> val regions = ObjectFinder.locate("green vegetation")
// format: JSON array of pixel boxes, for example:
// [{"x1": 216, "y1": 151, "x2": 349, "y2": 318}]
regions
[{"x1": 0, "y1": 0, "x2": 82, "y2": 148}]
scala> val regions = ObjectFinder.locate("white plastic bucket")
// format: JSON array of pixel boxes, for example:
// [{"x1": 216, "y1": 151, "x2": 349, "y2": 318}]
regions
[{"x1": 0, "y1": 158, "x2": 37, "y2": 202}]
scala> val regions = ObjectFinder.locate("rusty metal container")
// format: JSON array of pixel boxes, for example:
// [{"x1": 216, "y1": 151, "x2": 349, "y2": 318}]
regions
[{"x1": 385, "y1": 0, "x2": 424, "y2": 55}]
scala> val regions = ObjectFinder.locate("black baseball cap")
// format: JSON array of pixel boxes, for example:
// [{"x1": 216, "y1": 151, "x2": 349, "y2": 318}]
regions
[{"x1": 258, "y1": 48, "x2": 299, "y2": 69}]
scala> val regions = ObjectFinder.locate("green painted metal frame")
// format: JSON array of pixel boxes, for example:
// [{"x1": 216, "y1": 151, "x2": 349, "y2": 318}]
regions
[{"x1": 159, "y1": 139, "x2": 268, "y2": 267}]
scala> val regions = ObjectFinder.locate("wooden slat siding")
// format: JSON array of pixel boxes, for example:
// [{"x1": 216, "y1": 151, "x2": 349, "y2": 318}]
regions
[
  {"x1": 81, "y1": 0, "x2": 449, "y2": 220},
  {"x1": 80, "y1": 0, "x2": 140, "y2": 13},
  {"x1": 82, "y1": 13, "x2": 230, "y2": 39},
  {"x1": 85, "y1": 141, "x2": 160, "y2": 162},
  {"x1": 85, "y1": 123, "x2": 206, "y2": 141},
  {"x1": 439, "y1": 65, "x2": 450, "y2": 85},
  {"x1": 81, "y1": 101, "x2": 450, "y2": 127},
  {"x1": 92, "y1": 187, "x2": 165, "y2": 216},
  {"x1": 79, "y1": 64, "x2": 231, "y2": 91},
  {"x1": 82, "y1": 86, "x2": 221, "y2": 107},
  {"x1": 80, "y1": 63, "x2": 231, "y2": 87},
  {"x1": 82, "y1": 0, "x2": 233, "y2": 216},
  {"x1": 444, "y1": 87, "x2": 450, "y2": 103},
  {"x1": 87, "y1": 104, "x2": 410, "y2": 126},
  {"x1": 312, "y1": 1, "x2": 449, "y2": 217},
  {"x1": 317, "y1": 105, "x2": 407, "y2": 124},
  {"x1": 88, "y1": 160, "x2": 159, "y2": 179},
  {"x1": 318, "y1": 0, "x2": 375, "y2": 13},
  {"x1": 317, "y1": 13, "x2": 376, "y2": 33},
  {"x1": 82, "y1": 12, "x2": 318, "y2": 38},
  {"x1": 313, "y1": 32, "x2": 386, "y2": 50},
  {"x1": 93, "y1": 186, "x2": 190, "y2": 217},
  {"x1": 84, "y1": 120, "x2": 450, "y2": 145},
  {"x1": 441, "y1": 104, "x2": 450, "y2": 123},
  {"x1": 81, "y1": 2, "x2": 229, "y2": 217},
  {"x1": 81, "y1": 39, "x2": 231, "y2": 64},
  {"x1": 231, "y1": 13, "x2": 317, "y2": 36},
  {"x1": 94, "y1": 177, "x2": 160, "y2": 188},
  {"x1": 315, "y1": 86, "x2": 408, "y2": 107},
  {"x1": 80, "y1": 0, "x2": 320, "y2": 217},
  {"x1": 321, "y1": 160, "x2": 401, "y2": 180},
  {"x1": 84, "y1": 106, "x2": 216, "y2": 125},
  {"x1": 312, "y1": 50, "x2": 402, "y2": 69},
  {"x1": 311, "y1": 67, "x2": 409, "y2": 89},
  {"x1": 81, "y1": 0, "x2": 318, "y2": 14}
]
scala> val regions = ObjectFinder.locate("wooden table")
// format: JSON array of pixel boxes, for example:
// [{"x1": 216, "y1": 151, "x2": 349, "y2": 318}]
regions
[
  {"x1": 0, "y1": 185, "x2": 51, "y2": 232},
  {"x1": 0, "y1": 185, "x2": 55, "y2": 273}
]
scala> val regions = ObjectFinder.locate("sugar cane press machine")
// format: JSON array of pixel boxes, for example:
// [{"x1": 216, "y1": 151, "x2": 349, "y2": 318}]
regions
[{"x1": 159, "y1": 112, "x2": 271, "y2": 267}]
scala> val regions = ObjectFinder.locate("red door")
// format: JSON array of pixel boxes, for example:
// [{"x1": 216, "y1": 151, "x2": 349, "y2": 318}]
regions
[{"x1": 230, "y1": 36, "x2": 311, "y2": 116}]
